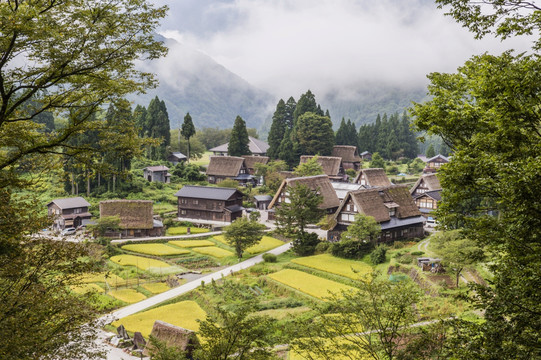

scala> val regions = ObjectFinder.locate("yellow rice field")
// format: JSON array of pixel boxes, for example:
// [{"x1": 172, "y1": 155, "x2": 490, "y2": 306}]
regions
[
  {"x1": 141, "y1": 282, "x2": 170, "y2": 294},
  {"x1": 108, "y1": 288, "x2": 147, "y2": 304},
  {"x1": 212, "y1": 235, "x2": 228, "y2": 244},
  {"x1": 166, "y1": 226, "x2": 210, "y2": 235},
  {"x1": 78, "y1": 272, "x2": 124, "y2": 284},
  {"x1": 122, "y1": 243, "x2": 191, "y2": 256},
  {"x1": 246, "y1": 236, "x2": 284, "y2": 253},
  {"x1": 110, "y1": 255, "x2": 171, "y2": 271},
  {"x1": 70, "y1": 283, "x2": 103, "y2": 294},
  {"x1": 291, "y1": 254, "x2": 373, "y2": 280},
  {"x1": 112, "y1": 300, "x2": 207, "y2": 338},
  {"x1": 168, "y1": 240, "x2": 215, "y2": 248},
  {"x1": 267, "y1": 269, "x2": 355, "y2": 300},
  {"x1": 192, "y1": 246, "x2": 234, "y2": 258}
]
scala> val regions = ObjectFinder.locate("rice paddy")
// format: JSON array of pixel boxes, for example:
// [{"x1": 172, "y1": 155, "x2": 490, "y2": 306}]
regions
[
  {"x1": 166, "y1": 226, "x2": 210, "y2": 235},
  {"x1": 122, "y1": 243, "x2": 191, "y2": 256},
  {"x1": 168, "y1": 240, "x2": 215, "y2": 248},
  {"x1": 112, "y1": 300, "x2": 207, "y2": 338},
  {"x1": 70, "y1": 283, "x2": 103, "y2": 294},
  {"x1": 110, "y1": 254, "x2": 172, "y2": 271},
  {"x1": 192, "y1": 246, "x2": 234, "y2": 258},
  {"x1": 246, "y1": 236, "x2": 284, "y2": 253},
  {"x1": 78, "y1": 272, "x2": 125, "y2": 284},
  {"x1": 141, "y1": 282, "x2": 170, "y2": 294},
  {"x1": 291, "y1": 254, "x2": 373, "y2": 280},
  {"x1": 108, "y1": 289, "x2": 147, "y2": 304},
  {"x1": 267, "y1": 269, "x2": 355, "y2": 300}
]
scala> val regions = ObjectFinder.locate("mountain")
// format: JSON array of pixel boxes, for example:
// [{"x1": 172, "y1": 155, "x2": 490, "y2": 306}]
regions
[{"x1": 130, "y1": 35, "x2": 275, "y2": 130}]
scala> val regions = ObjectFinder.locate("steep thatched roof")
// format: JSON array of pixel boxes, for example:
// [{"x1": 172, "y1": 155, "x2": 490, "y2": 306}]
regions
[
  {"x1": 269, "y1": 174, "x2": 340, "y2": 210},
  {"x1": 299, "y1": 156, "x2": 342, "y2": 176},
  {"x1": 206, "y1": 156, "x2": 245, "y2": 177},
  {"x1": 332, "y1": 145, "x2": 361, "y2": 163},
  {"x1": 410, "y1": 173, "x2": 441, "y2": 194},
  {"x1": 99, "y1": 200, "x2": 153, "y2": 229},
  {"x1": 143, "y1": 320, "x2": 199, "y2": 357},
  {"x1": 336, "y1": 185, "x2": 421, "y2": 223},
  {"x1": 353, "y1": 168, "x2": 392, "y2": 187},
  {"x1": 242, "y1": 155, "x2": 269, "y2": 170}
]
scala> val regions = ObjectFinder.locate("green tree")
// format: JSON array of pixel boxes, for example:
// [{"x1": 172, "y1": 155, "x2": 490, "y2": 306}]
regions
[
  {"x1": 267, "y1": 99, "x2": 288, "y2": 159},
  {"x1": 278, "y1": 128, "x2": 297, "y2": 169},
  {"x1": 88, "y1": 215, "x2": 121, "y2": 238},
  {"x1": 146, "y1": 96, "x2": 171, "y2": 160},
  {"x1": 181, "y1": 112, "x2": 196, "y2": 162},
  {"x1": 335, "y1": 118, "x2": 348, "y2": 145},
  {"x1": 275, "y1": 183, "x2": 324, "y2": 255},
  {"x1": 296, "y1": 112, "x2": 335, "y2": 156},
  {"x1": 425, "y1": 143, "x2": 436, "y2": 158},
  {"x1": 291, "y1": 276, "x2": 421, "y2": 360},
  {"x1": 224, "y1": 217, "x2": 266, "y2": 261},
  {"x1": 332, "y1": 214, "x2": 381, "y2": 259},
  {"x1": 294, "y1": 156, "x2": 324, "y2": 177},
  {"x1": 293, "y1": 90, "x2": 321, "y2": 124},
  {"x1": 370, "y1": 152, "x2": 386, "y2": 169},
  {"x1": 411, "y1": 49, "x2": 541, "y2": 358},
  {"x1": 228, "y1": 115, "x2": 251, "y2": 156}
]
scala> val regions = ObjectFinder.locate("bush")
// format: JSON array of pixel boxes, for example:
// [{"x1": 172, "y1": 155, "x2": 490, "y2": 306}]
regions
[
  {"x1": 370, "y1": 245, "x2": 387, "y2": 264},
  {"x1": 410, "y1": 251, "x2": 425, "y2": 256},
  {"x1": 315, "y1": 241, "x2": 331, "y2": 254},
  {"x1": 262, "y1": 253, "x2": 277, "y2": 263},
  {"x1": 396, "y1": 253, "x2": 415, "y2": 265},
  {"x1": 331, "y1": 240, "x2": 374, "y2": 259}
]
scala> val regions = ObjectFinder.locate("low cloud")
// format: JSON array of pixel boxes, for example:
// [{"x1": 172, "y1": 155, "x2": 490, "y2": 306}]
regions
[{"x1": 156, "y1": 0, "x2": 532, "y2": 99}]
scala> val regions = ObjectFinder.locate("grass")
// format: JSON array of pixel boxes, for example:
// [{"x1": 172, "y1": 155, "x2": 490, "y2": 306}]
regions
[
  {"x1": 141, "y1": 282, "x2": 170, "y2": 294},
  {"x1": 111, "y1": 300, "x2": 207, "y2": 338},
  {"x1": 110, "y1": 254, "x2": 172, "y2": 271},
  {"x1": 71, "y1": 283, "x2": 104, "y2": 294},
  {"x1": 122, "y1": 243, "x2": 191, "y2": 256},
  {"x1": 246, "y1": 236, "x2": 284, "y2": 254},
  {"x1": 192, "y1": 246, "x2": 234, "y2": 258},
  {"x1": 255, "y1": 307, "x2": 311, "y2": 320},
  {"x1": 291, "y1": 254, "x2": 372, "y2": 280},
  {"x1": 168, "y1": 240, "x2": 215, "y2": 248},
  {"x1": 267, "y1": 269, "x2": 355, "y2": 300},
  {"x1": 108, "y1": 288, "x2": 147, "y2": 304},
  {"x1": 166, "y1": 226, "x2": 210, "y2": 236},
  {"x1": 192, "y1": 151, "x2": 212, "y2": 166}
]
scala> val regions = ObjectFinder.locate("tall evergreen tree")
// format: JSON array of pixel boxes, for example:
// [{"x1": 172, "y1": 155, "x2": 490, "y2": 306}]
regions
[
  {"x1": 181, "y1": 112, "x2": 196, "y2": 162},
  {"x1": 145, "y1": 96, "x2": 170, "y2": 160},
  {"x1": 284, "y1": 96, "x2": 297, "y2": 129},
  {"x1": 426, "y1": 143, "x2": 436, "y2": 158},
  {"x1": 335, "y1": 118, "x2": 348, "y2": 145},
  {"x1": 133, "y1": 104, "x2": 147, "y2": 138},
  {"x1": 346, "y1": 119, "x2": 358, "y2": 147},
  {"x1": 267, "y1": 99, "x2": 287, "y2": 159},
  {"x1": 293, "y1": 90, "x2": 319, "y2": 124},
  {"x1": 278, "y1": 128, "x2": 296, "y2": 169},
  {"x1": 228, "y1": 115, "x2": 251, "y2": 156},
  {"x1": 296, "y1": 112, "x2": 335, "y2": 156}
]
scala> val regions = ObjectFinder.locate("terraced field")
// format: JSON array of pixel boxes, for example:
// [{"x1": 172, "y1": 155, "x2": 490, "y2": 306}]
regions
[
  {"x1": 192, "y1": 246, "x2": 234, "y2": 258},
  {"x1": 268, "y1": 269, "x2": 355, "y2": 300},
  {"x1": 168, "y1": 240, "x2": 215, "y2": 248},
  {"x1": 291, "y1": 254, "x2": 373, "y2": 280},
  {"x1": 110, "y1": 254, "x2": 172, "y2": 271},
  {"x1": 122, "y1": 243, "x2": 190, "y2": 256},
  {"x1": 108, "y1": 289, "x2": 147, "y2": 304}
]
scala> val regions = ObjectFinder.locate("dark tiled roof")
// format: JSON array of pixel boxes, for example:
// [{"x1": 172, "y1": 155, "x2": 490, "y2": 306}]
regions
[
  {"x1": 225, "y1": 205, "x2": 244, "y2": 213},
  {"x1": 209, "y1": 137, "x2": 269, "y2": 155},
  {"x1": 175, "y1": 185, "x2": 241, "y2": 201},
  {"x1": 414, "y1": 190, "x2": 442, "y2": 201},
  {"x1": 254, "y1": 195, "x2": 273, "y2": 201},
  {"x1": 380, "y1": 216, "x2": 425, "y2": 230},
  {"x1": 168, "y1": 152, "x2": 187, "y2": 160},
  {"x1": 48, "y1": 196, "x2": 91, "y2": 209},
  {"x1": 426, "y1": 154, "x2": 449, "y2": 163},
  {"x1": 145, "y1": 165, "x2": 170, "y2": 172}
]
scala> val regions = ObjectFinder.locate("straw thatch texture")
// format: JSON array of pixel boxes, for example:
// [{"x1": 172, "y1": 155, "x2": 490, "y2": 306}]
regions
[
  {"x1": 143, "y1": 320, "x2": 199, "y2": 357},
  {"x1": 353, "y1": 168, "x2": 392, "y2": 187},
  {"x1": 410, "y1": 173, "x2": 441, "y2": 194},
  {"x1": 332, "y1": 145, "x2": 361, "y2": 163},
  {"x1": 206, "y1": 156, "x2": 245, "y2": 177},
  {"x1": 300, "y1": 155, "x2": 342, "y2": 176},
  {"x1": 99, "y1": 200, "x2": 153, "y2": 229},
  {"x1": 242, "y1": 155, "x2": 269, "y2": 170},
  {"x1": 269, "y1": 174, "x2": 340, "y2": 210}
]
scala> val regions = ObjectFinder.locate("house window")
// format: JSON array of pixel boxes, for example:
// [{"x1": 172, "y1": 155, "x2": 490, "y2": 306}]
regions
[
  {"x1": 389, "y1": 208, "x2": 396, "y2": 217},
  {"x1": 193, "y1": 199, "x2": 199, "y2": 205},
  {"x1": 341, "y1": 213, "x2": 355, "y2": 222},
  {"x1": 181, "y1": 210, "x2": 186, "y2": 215},
  {"x1": 181, "y1": 199, "x2": 187, "y2": 204},
  {"x1": 74, "y1": 208, "x2": 82, "y2": 214}
]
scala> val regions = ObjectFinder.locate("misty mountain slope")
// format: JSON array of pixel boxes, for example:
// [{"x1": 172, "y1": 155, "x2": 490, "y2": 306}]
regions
[{"x1": 131, "y1": 35, "x2": 275, "y2": 130}]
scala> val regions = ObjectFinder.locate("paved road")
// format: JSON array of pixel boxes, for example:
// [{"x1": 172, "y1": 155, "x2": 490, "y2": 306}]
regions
[{"x1": 105, "y1": 241, "x2": 292, "y2": 321}]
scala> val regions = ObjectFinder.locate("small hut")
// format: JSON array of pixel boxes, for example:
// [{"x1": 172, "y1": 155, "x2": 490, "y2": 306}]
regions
[{"x1": 144, "y1": 320, "x2": 199, "y2": 358}]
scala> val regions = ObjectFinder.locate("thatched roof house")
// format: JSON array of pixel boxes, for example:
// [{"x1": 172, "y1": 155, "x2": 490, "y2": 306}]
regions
[
  {"x1": 144, "y1": 320, "x2": 199, "y2": 357},
  {"x1": 410, "y1": 173, "x2": 441, "y2": 196},
  {"x1": 332, "y1": 145, "x2": 361, "y2": 171},
  {"x1": 299, "y1": 155, "x2": 346, "y2": 181},
  {"x1": 99, "y1": 200, "x2": 162, "y2": 237},
  {"x1": 206, "y1": 156, "x2": 257, "y2": 185},
  {"x1": 242, "y1": 155, "x2": 269, "y2": 175},
  {"x1": 353, "y1": 168, "x2": 392, "y2": 188},
  {"x1": 329, "y1": 185, "x2": 424, "y2": 242},
  {"x1": 269, "y1": 174, "x2": 340, "y2": 214}
]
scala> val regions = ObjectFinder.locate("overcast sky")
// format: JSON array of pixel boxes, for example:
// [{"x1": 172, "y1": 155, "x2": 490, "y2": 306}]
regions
[{"x1": 151, "y1": 0, "x2": 532, "y2": 99}]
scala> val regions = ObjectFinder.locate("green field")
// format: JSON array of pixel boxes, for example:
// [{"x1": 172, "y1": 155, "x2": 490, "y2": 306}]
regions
[
  {"x1": 168, "y1": 240, "x2": 215, "y2": 248},
  {"x1": 112, "y1": 300, "x2": 207, "y2": 337},
  {"x1": 122, "y1": 243, "x2": 191, "y2": 256},
  {"x1": 71, "y1": 283, "x2": 103, "y2": 294},
  {"x1": 267, "y1": 269, "x2": 355, "y2": 300},
  {"x1": 291, "y1": 254, "x2": 373, "y2": 280},
  {"x1": 108, "y1": 289, "x2": 147, "y2": 303},
  {"x1": 192, "y1": 246, "x2": 234, "y2": 258}
]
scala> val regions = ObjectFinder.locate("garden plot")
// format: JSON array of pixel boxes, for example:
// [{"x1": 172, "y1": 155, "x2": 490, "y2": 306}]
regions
[
  {"x1": 108, "y1": 288, "x2": 146, "y2": 304},
  {"x1": 291, "y1": 254, "x2": 372, "y2": 280},
  {"x1": 192, "y1": 246, "x2": 234, "y2": 258},
  {"x1": 267, "y1": 269, "x2": 355, "y2": 300},
  {"x1": 168, "y1": 240, "x2": 215, "y2": 248},
  {"x1": 112, "y1": 300, "x2": 206, "y2": 338},
  {"x1": 122, "y1": 243, "x2": 190, "y2": 256}
]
